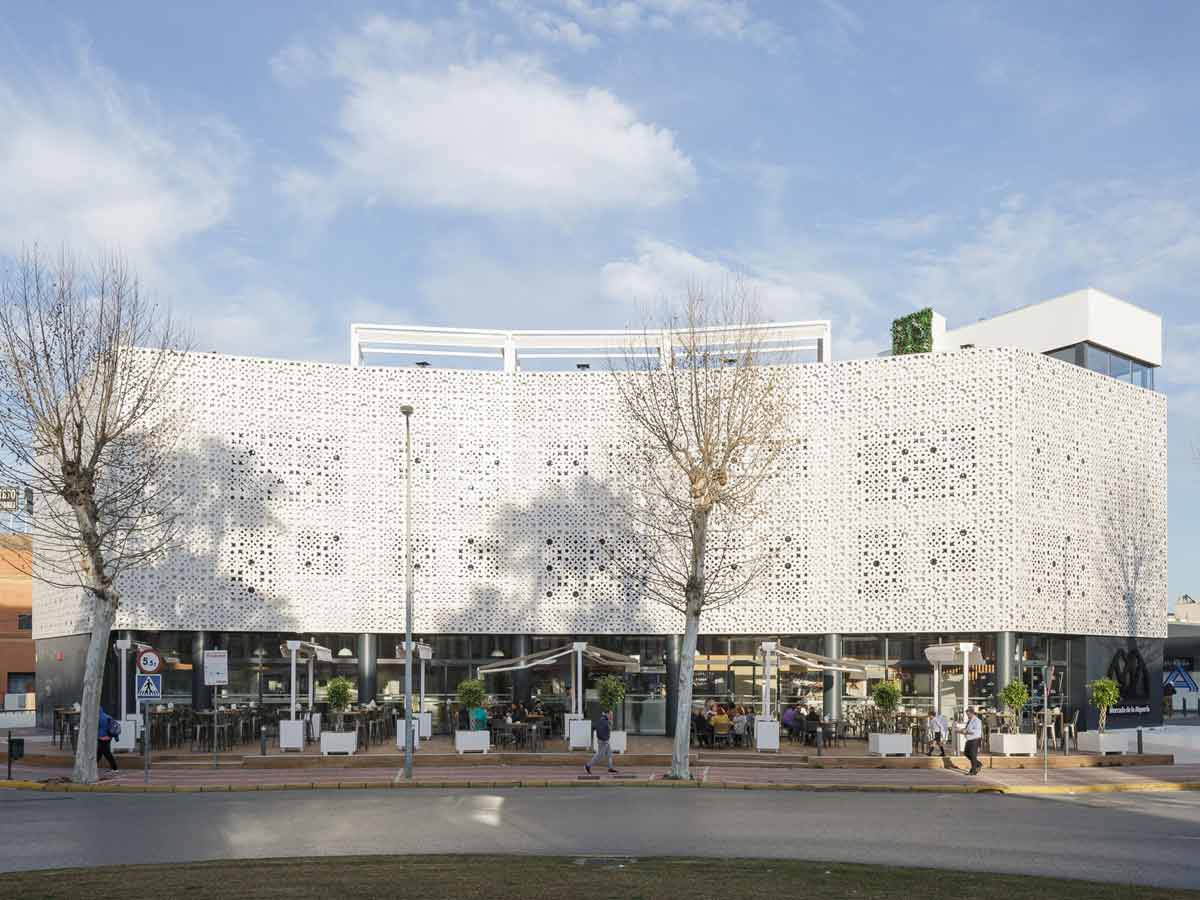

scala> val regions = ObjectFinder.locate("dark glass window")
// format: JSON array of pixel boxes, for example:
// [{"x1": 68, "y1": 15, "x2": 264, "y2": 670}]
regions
[
  {"x1": 1048, "y1": 347, "x2": 1075, "y2": 364},
  {"x1": 6, "y1": 672, "x2": 34, "y2": 694},
  {"x1": 17, "y1": 613, "x2": 31, "y2": 630},
  {"x1": 1108, "y1": 353, "x2": 1131, "y2": 381},
  {"x1": 1085, "y1": 344, "x2": 1109, "y2": 374}
]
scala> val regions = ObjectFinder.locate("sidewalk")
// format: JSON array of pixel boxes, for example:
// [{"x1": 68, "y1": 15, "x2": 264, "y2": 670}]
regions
[{"x1": 6, "y1": 760, "x2": 1199, "y2": 796}]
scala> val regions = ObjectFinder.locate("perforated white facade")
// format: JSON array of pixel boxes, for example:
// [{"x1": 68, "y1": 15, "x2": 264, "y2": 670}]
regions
[{"x1": 32, "y1": 347, "x2": 1167, "y2": 640}]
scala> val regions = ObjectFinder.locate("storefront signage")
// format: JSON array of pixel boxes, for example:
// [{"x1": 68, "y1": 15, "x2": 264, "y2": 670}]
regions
[
  {"x1": 203, "y1": 650, "x2": 228, "y2": 686},
  {"x1": 1107, "y1": 648, "x2": 1149, "y2": 700},
  {"x1": 1109, "y1": 704, "x2": 1151, "y2": 716},
  {"x1": 0, "y1": 487, "x2": 17, "y2": 511}
]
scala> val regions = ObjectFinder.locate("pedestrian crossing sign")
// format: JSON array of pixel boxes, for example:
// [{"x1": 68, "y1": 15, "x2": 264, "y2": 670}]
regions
[{"x1": 136, "y1": 674, "x2": 162, "y2": 700}]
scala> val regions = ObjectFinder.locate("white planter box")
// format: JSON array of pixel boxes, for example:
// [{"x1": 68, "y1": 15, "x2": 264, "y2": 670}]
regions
[
  {"x1": 989, "y1": 732, "x2": 1037, "y2": 756},
  {"x1": 1078, "y1": 731, "x2": 1128, "y2": 755},
  {"x1": 279, "y1": 719, "x2": 305, "y2": 752},
  {"x1": 568, "y1": 718, "x2": 593, "y2": 750},
  {"x1": 591, "y1": 730, "x2": 627, "y2": 754},
  {"x1": 868, "y1": 732, "x2": 912, "y2": 757},
  {"x1": 755, "y1": 719, "x2": 780, "y2": 752},
  {"x1": 319, "y1": 731, "x2": 357, "y2": 756},
  {"x1": 418, "y1": 711, "x2": 432, "y2": 739},
  {"x1": 396, "y1": 718, "x2": 422, "y2": 751},
  {"x1": 455, "y1": 729, "x2": 490, "y2": 754}
]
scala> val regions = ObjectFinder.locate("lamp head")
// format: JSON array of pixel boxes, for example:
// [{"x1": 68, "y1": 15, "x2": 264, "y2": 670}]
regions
[{"x1": 400, "y1": 404, "x2": 414, "y2": 416}]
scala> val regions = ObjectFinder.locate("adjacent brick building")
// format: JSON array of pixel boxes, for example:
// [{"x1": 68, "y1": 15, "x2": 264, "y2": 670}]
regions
[{"x1": 0, "y1": 534, "x2": 34, "y2": 707}]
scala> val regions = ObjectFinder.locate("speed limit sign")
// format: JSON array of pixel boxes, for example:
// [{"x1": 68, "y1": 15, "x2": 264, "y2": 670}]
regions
[{"x1": 136, "y1": 648, "x2": 162, "y2": 674}]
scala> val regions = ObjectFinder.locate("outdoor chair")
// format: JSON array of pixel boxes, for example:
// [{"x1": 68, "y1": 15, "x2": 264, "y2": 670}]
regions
[
  {"x1": 1063, "y1": 709, "x2": 1079, "y2": 752},
  {"x1": 368, "y1": 713, "x2": 386, "y2": 746}
]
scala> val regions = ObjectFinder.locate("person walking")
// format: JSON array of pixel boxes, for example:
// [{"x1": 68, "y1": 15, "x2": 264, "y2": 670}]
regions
[
  {"x1": 585, "y1": 709, "x2": 618, "y2": 775},
  {"x1": 960, "y1": 707, "x2": 983, "y2": 775},
  {"x1": 927, "y1": 710, "x2": 948, "y2": 757},
  {"x1": 97, "y1": 707, "x2": 119, "y2": 773}
]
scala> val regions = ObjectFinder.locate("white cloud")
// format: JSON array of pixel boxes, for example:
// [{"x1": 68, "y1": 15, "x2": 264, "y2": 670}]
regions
[
  {"x1": 0, "y1": 46, "x2": 244, "y2": 270},
  {"x1": 895, "y1": 180, "x2": 1200, "y2": 324},
  {"x1": 192, "y1": 286, "x2": 323, "y2": 361},
  {"x1": 601, "y1": 237, "x2": 881, "y2": 359},
  {"x1": 275, "y1": 15, "x2": 695, "y2": 220},
  {"x1": 494, "y1": 1, "x2": 789, "y2": 50}
]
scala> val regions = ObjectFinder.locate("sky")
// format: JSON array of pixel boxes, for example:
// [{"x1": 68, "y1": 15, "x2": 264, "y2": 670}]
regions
[{"x1": 1, "y1": 1, "x2": 1197, "y2": 598}]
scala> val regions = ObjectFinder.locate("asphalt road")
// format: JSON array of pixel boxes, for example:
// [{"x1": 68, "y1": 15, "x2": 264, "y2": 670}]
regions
[{"x1": 2, "y1": 788, "x2": 1199, "y2": 890}]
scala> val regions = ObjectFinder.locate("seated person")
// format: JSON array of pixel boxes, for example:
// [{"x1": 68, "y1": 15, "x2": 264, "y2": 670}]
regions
[
  {"x1": 456, "y1": 705, "x2": 470, "y2": 731},
  {"x1": 806, "y1": 706, "x2": 821, "y2": 723},
  {"x1": 711, "y1": 706, "x2": 732, "y2": 731},
  {"x1": 471, "y1": 704, "x2": 488, "y2": 732},
  {"x1": 511, "y1": 703, "x2": 526, "y2": 723},
  {"x1": 692, "y1": 709, "x2": 713, "y2": 745},
  {"x1": 781, "y1": 704, "x2": 798, "y2": 734},
  {"x1": 732, "y1": 707, "x2": 748, "y2": 744}
]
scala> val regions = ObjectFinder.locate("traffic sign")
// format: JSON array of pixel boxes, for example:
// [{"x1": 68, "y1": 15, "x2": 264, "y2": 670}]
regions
[
  {"x1": 204, "y1": 650, "x2": 228, "y2": 686},
  {"x1": 135, "y1": 674, "x2": 162, "y2": 700},
  {"x1": 136, "y1": 649, "x2": 162, "y2": 674}
]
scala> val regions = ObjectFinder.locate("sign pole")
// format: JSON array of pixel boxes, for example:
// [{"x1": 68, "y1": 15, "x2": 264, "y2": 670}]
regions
[{"x1": 143, "y1": 701, "x2": 150, "y2": 785}]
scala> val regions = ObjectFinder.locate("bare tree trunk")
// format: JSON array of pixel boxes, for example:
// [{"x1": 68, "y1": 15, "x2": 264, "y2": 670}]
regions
[
  {"x1": 670, "y1": 607, "x2": 701, "y2": 779},
  {"x1": 71, "y1": 593, "x2": 116, "y2": 784},
  {"x1": 669, "y1": 507, "x2": 709, "y2": 780}
]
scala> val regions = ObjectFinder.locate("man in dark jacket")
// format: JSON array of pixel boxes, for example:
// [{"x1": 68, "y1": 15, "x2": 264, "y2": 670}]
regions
[{"x1": 585, "y1": 710, "x2": 617, "y2": 775}]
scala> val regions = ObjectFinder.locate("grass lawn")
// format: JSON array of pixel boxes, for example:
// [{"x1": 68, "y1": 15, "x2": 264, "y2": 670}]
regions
[{"x1": 5, "y1": 856, "x2": 1194, "y2": 899}]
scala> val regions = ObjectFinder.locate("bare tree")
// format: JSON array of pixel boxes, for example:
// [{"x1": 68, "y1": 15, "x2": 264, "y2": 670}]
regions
[
  {"x1": 611, "y1": 282, "x2": 789, "y2": 779},
  {"x1": 0, "y1": 249, "x2": 187, "y2": 783}
]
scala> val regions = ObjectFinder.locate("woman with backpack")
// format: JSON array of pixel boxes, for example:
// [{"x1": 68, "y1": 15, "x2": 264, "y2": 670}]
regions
[{"x1": 97, "y1": 707, "x2": 119, "y2": 772}]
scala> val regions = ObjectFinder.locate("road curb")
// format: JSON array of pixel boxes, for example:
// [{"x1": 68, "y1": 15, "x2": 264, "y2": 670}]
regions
[
  {"x1": 1001, "y1": 781, "x2": 1200, "y2": 795},
  {"x1": 3, "y1": 778, "x2": 1198, "y2": 796}
]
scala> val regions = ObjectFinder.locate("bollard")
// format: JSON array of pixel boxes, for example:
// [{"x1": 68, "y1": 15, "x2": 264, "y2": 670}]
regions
[
  {"x1": 260, "y1": 724, "x2": 267, "y2": 756},
  {"x1": 1137, "y1": 727, "x2": 1143, "y2": 754}
]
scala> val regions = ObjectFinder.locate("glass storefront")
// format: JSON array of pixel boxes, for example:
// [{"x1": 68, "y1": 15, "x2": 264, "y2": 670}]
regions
[{"x1": 115, "y1": 630, "x2": 1078, "y2": 734}]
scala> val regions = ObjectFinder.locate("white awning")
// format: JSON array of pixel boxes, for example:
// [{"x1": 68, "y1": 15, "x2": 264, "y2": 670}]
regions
[
  {"x1": 280, "y1": 641, "x2": 333, "y2": 663},
  {"x1": 477, "y1": 643, "x2": 640, "y2": 675},
  {"x1": 379, "y1": 641, "x2": 434, "y2": 663},
  {"x1": 924, "y1": 642, "x2": 984, "y2": 667},
  {"x1": 772, "y1": 645, "x2": 868, "y2": 674}
]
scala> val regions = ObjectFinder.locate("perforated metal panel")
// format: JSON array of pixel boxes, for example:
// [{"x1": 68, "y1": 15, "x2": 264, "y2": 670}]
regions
[{"x1": 32, "y1": 347, "x2": 1167, "y2": 639}]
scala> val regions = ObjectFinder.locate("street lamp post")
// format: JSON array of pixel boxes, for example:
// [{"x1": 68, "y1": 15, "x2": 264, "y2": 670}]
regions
[{"x1": 401, "y1": 404, "x2": 415, "y2": 780}]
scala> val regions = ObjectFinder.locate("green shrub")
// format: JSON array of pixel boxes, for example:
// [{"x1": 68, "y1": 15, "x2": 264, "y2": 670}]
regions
[
  {"x1": 1089, "y1": 677, "x2": 1121, "y2": 733},
  {"x1": 871, "y1": 680, "x2": 902, "y2": 733},
  {"x1": 891, "y1": 308, "x2": 934, "y2": 355},
  {"x1": 596, "y1": 675, "x2": 626, "y2": 713},
  {"x1": 456, "y1": 678, "x2": 486, "y2": 711},
  {"x1": 325, "y1": 676, "x2": 352, "y2": 712},
  {"x1": 999, "y1": 680, "x2": 1030, "y2": 734}
]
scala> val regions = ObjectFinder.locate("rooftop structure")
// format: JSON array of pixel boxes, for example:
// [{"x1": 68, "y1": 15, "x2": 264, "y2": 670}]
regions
[
  {"x1": 349, "y1": 321, "x2": 833, "y2": 371},
  {"x1": 933, "y1": 288, "x2": 1162, "y2": 388}
]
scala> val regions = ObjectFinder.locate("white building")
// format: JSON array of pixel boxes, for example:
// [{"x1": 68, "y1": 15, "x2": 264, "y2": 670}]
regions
[{"x1": 33, "y1": 290, "x2": 1168, "y2": 734}]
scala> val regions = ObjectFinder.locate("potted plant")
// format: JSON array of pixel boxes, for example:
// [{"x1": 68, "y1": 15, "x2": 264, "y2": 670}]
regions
[
  {"x1": 593, "y1": 675, "x2": 628, "y2": 754},
  {"x1": 867, "y1": 680, "x2": 911, "y2": 757},
  {"x1": 454, "y1": 679, "x2": 490, "y2": 755},
  {"x1": 1078, "y1": 677, "x2": 1127, "y2": 755},
  {"x1": 319, "y1": 676, "x2": 357, "y2": 756},
  {"x1": 989, "y1": 680, "x2": 1035, "y2": 756}
]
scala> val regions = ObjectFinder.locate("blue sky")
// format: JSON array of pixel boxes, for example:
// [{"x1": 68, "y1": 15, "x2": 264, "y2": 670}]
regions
[{"x1": 1, "y1": 1, "x2": 1197, "y2": 598}]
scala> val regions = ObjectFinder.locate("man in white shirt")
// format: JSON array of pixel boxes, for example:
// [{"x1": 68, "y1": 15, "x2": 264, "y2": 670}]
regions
[
  {"x1": 959, "y1": 707, "x2": 984, "y2": 775},
  {"x1": 926, "y1": 710, "x2": 949, "y2": 757}
]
